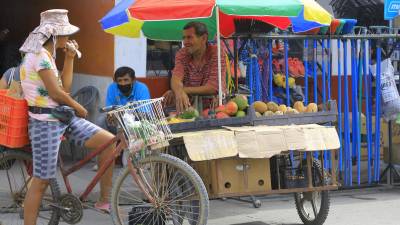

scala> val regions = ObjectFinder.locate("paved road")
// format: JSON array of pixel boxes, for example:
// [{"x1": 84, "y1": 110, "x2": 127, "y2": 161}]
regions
[{"x1": 2, "y1": 163, "x2": 400, "y2": 225}]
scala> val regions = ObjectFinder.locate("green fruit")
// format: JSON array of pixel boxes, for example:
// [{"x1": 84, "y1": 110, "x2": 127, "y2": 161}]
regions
[
  {"x1": 233, "y1": 95, "x2": 249, "y2": 111},
  {"x1": 179, "y1": 107, "x2": 199, "y2": 119},
  {"x1": 236, "y1": 110, "x2": 246, "y2": 117}
]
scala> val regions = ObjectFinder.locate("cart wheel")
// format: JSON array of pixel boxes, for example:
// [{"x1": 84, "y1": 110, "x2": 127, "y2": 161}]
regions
[
  {"x1": 253, "y1": 199, "x2": 262, "y2": 208},
  {"x1": 294, "y1": 160, "x2": 330, "y2": 225}
]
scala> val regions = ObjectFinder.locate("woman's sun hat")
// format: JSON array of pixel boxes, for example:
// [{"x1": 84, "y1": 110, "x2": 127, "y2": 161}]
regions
[{"x1": 20, "y1": 9, "x2": 79, "y2": 54}]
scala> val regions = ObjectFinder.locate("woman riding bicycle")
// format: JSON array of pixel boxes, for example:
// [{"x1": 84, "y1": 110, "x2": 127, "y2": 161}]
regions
[{"x1": 19, "y1": 9, "x2": 115, "y2": 225}]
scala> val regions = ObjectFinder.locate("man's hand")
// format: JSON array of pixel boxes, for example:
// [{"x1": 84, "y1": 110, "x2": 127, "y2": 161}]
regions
[
  {"x1": 175, "y1": 90, "x2": 190, "y2": 113},
  {"x1": 162, "y1": 90, "x2": 175, "y2": 107}
]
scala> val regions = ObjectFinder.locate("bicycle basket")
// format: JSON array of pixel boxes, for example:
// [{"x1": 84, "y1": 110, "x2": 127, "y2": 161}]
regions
[{"x1": 109, "y1": 98, "x2": 172, "y2": 148}]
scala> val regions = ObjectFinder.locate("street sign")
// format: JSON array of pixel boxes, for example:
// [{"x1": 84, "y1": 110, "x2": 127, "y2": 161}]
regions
[{"x1": 385, "y1": 0, "x2": 400, "y2": 20}]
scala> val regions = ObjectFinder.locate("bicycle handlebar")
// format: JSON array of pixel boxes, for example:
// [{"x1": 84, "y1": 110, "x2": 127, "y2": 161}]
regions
[{"x1": 99, "y1": 105, "x2": 121, "y2": 113}]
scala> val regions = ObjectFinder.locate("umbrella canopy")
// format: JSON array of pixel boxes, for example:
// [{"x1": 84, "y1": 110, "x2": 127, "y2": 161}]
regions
[{"x1": 101, "y1": 0, "x2": 332, "y2": 40}]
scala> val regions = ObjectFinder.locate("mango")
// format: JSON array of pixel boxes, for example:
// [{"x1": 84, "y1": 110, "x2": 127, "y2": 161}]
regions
[
  {"x1": 236, "y1": 110, "x2": 246, "y2": 117},
  {"x1": 254, "y1": 101, "x2": 268, "y2": 114},
  {"x1": 202, "y1": 108, "x2": 210, "y2": 119},
  {"x1": 293, "y1": 101, "x2": 305, "y2": 113},
  {"x1": 306, "y1": 103, "x2": 318, "y2": 113},
  {"x1": 216, "y1": 112, "x2": 230, "y2": 119},
  {"x1": 255, "y1": 112, "x2": 262, "y2": 118},
  {"x1": 225, "y1": 101, "x2": 238, "y2": 116},
  {"x1": 233, "y1": 95, "x2": 249, "y2": 110},
  {"x1": 263, "y1": 111, "x2": 274, "y2": 116},
  {"x1": 278, "y1": 104, "x2": 287, "y2": 113},
  {"x1": 215, "y1": 105, "x2": 226, "y2": 113},
  {"x1": 266, "y1": 101, "x2": 279, "y2": 112},
  {"x1": 285, "y1": 107, "x2": 296, "y2": 115}
]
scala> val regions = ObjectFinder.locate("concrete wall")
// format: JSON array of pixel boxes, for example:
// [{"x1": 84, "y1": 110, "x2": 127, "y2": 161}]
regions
[
  {"x1": 70, "y1": 0, "x2": 148, "y2": 108},
  {"x1": 114, "y1": 0, "x2": 147, "y2": 77},
  {"x1": 71, "y1": 73, "x2": 113, "y2": 108}
]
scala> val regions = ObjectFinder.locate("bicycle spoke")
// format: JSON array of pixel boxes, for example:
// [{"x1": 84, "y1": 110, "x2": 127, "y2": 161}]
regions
[
  {"x1": 311, "y1": 198, "x2": 318, "y2": 219},
  {"x1": 113, "y1": 154, "x2": 208, "y2": 225}
]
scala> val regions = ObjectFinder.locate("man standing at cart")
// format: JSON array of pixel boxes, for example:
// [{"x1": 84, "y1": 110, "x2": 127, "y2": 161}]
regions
[{"x1": 163, "y1": 21, "x2": 227, "y2": 113}]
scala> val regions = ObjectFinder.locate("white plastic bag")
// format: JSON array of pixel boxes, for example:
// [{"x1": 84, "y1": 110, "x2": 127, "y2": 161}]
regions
[{"x1": 370, "y1": 58, "x2": 400, "y2": 121}]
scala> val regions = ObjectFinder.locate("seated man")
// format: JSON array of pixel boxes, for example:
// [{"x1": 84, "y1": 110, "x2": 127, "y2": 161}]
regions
[
  {"x1": 96, "y1": 66, "x2": 150, "y2": 169},
  {"x1": 100, "y1": 66, "x2": 150, "y2": 132},
  {"x1": 106, "y1": 66, "x2": 150, "y2": 108},
  {"x1": 163, "y1": 21, "x2": 226, "y2": 113}
]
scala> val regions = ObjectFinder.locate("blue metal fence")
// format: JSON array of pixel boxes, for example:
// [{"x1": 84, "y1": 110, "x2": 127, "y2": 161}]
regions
[{"x1": 233, "y1": 31, "x2": 399, "y2": 187}]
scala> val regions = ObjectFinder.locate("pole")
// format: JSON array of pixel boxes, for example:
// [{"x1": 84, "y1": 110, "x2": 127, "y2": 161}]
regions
[
  {"x1": 304, "y1": 39, "x2": 309, "y2": 105},
  {"x1": 216, "y1": 6, "x2": 223, "y2": 105},
  {"x1": 338, "y1": 39, "x2": 343, "y2": 172}
]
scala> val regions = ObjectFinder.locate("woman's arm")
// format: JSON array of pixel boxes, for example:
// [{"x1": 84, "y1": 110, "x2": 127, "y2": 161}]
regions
[
  {"x1": 60, "y1": 40, "x2": 79, "y2": 93},
  {"x1": 60, "y1": 56, "x2": 74, "y2": 93},
  {"x1": 39, "y1": 69, "x2": 87, "y2": 118}
]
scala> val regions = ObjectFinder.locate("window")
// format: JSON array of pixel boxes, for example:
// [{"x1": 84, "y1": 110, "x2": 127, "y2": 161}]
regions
[{"x1": 146, "y1": 40, "x2": 181, "y2": 77}]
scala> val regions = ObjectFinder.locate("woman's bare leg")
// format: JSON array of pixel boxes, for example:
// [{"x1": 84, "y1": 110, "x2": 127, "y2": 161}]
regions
[
  {"x1": 24, "y1": 178, "x2": 49, "y2": 225},
  {"x1": 84, "y1": 129, "x2": 115, "y2": 203}
]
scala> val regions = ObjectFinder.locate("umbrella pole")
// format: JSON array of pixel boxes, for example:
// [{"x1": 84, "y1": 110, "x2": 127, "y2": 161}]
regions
[{"x1": 216, "y1": 6, "x2": 223, "y2": 105}]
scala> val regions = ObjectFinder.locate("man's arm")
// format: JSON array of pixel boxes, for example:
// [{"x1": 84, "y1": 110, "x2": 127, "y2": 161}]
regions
[
  {"x1": 171, "y1": 74, "x2": 184, "y2": 94},
  {"x1": 105, "y1": 85, "x2": 117, "y2": 107},
  {"x1": 135, "y1": 83, "x2": 151, "y2": 100},
  {"x1": 183, "y1": 85, "x2": 215, "y2": 95}
]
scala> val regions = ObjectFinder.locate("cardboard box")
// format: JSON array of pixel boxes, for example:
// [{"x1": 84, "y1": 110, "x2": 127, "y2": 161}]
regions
[
  {"x1": 384, "y1": 144, "x2": 400, "y2": 164},
  {"x1": 192, "y1": 157, "x2": 271, "y2": 198}
]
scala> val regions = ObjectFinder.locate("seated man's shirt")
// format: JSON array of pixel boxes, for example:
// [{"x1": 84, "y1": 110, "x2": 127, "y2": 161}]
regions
[
  {"x1": 173, "y1": 44, "x2": 227, "y2": 94},
  {"x1": 106, "y1": 80, "x2": 150, "y2": 106}
]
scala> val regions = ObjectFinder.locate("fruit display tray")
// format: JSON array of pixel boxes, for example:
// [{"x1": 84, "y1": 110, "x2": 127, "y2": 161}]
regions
[
  {"x1": 250, "y1": 100, "x2": 338, "y2": 126},
  {"x1": 168, "y1": 101, "x2": 337, "y2": 133},
  {"x1": 169, "y1": 109, "x2": 252, "y2": 132}
]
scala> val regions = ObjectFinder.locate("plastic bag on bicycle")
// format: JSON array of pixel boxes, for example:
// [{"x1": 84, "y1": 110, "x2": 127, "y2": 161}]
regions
[
  {"x1": 128, "y1": 206, "x2": 165, "y2": 225},
  {"x1": 51, "y1": 105, "x2": 75, "y2": 124}
]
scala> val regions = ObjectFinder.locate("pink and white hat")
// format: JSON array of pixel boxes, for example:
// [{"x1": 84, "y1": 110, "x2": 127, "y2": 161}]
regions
[{"x1": 20, "y1": 9, "x2": 79, "y2": 54}]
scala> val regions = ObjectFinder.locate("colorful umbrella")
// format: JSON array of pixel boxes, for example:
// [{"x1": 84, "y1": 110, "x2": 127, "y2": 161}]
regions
[
  {"x1": 100, "y1": 0, "x2": 332, "y2": 104},
  {"x1": 100, "y1": 0, "x2": 333, "y2": 40}
]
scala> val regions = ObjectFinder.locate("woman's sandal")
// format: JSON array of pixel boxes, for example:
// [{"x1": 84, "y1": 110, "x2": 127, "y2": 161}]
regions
[{"x1": 94, "y1": 202, "x2": 110, "y2": 214}]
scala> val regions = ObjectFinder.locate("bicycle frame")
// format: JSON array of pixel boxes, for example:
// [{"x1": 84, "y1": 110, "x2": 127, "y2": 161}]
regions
[
  {"x1": 58, "y1": 131, "x2": 127, "y2": 201},
  {"x1": 57, "y1": 130, "x2": 156, "y2": 204}
]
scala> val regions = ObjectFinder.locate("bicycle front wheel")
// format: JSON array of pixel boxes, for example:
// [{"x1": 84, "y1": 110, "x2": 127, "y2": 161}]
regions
[
  {"x1": 110, "y1": 153, "x2": 209, "y2": 225},
  {"x1": 0, "y1": 150, "x2": 61, "y2": 225}
]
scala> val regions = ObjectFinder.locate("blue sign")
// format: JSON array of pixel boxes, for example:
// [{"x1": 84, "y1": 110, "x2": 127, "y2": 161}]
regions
[{"x1": 385, "y1": 0, "x2": 400, "y2": 20}]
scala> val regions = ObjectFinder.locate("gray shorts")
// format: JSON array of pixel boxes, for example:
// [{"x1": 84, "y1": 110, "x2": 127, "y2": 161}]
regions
[{"x1": 28, "y1": 117, "x2": 101, "y2": 179}]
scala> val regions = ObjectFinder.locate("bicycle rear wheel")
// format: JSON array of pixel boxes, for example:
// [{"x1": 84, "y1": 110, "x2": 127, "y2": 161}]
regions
[
  {"x1": 0, "y1": 150, "x2": 61, "y2": 225},
  {"x1": 110, "y1": 153, "x2": 209, "y2": 225}
]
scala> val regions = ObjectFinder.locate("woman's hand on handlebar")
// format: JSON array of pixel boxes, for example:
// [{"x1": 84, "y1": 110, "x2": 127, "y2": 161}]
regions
[{"x1": 75, "y1": 104, "x2": 88, "y2": 118}]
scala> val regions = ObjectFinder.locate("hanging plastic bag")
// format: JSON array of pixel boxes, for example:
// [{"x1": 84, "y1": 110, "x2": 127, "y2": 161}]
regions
[
  {"x1": 5, "y1": 67, "x2": 24, "y2": 99},
  {"x1": 370, "y1": 58, "x2": 400, "y2": 121}
]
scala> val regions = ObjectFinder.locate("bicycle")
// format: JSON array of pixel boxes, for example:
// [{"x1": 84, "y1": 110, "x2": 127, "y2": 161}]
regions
[{"x1": 0, "y1": 98, "x2": 209, "y2": 225}]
